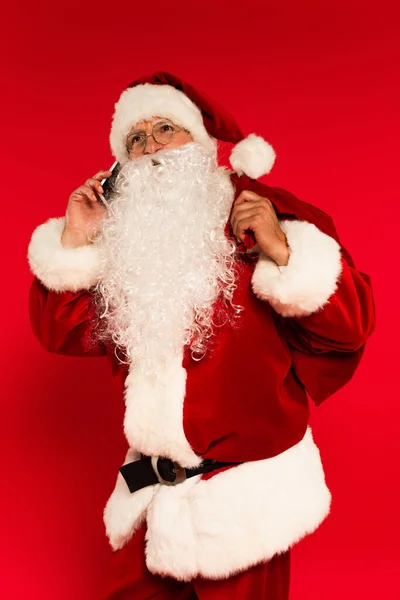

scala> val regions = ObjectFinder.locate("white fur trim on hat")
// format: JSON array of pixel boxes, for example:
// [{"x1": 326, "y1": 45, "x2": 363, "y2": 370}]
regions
[
  {"x1": 28, "y1": 218, "x2": 101, "y2": 292},
  {"x1": 230, "y1": 134, "x2": 276, "y2": 179},
  {"x1": 252, "y1": 220, "x2": 342, "y2": 317},
  {"x1": 110, "y1": 84, "x2": 216, "y2": 164}
]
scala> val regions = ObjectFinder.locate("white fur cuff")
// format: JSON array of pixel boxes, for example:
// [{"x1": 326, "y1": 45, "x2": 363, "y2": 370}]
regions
[
  {"x1": 28, "y1": 218, "x2": 101, "y2": 292},
  {"x1": 252, "y1": 220, "x2": 342, "y2": 317}
]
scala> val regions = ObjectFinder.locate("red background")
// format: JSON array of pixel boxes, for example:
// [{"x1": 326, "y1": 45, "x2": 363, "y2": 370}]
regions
[{"x1": 1, "y1": 1, "x2": 399, "y2": 598}]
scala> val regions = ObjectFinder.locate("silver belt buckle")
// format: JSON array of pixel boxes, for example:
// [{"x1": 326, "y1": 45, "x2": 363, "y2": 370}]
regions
[{"x1": 151, "y1": 456, "x2": 186, "y2": 486}]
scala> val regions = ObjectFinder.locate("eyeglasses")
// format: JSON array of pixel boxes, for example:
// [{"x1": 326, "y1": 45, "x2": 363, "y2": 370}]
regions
[{"x1": 126, "y1": 119, "x2": 189, "y2": 156}]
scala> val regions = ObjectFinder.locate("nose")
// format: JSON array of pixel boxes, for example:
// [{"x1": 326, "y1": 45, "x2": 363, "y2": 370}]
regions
[{"x1": 144, "y1": 135, "x2": 163, "y2": 155}]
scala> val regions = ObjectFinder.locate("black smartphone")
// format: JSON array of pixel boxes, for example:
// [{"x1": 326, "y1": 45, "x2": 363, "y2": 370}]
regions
[{"x1": 100, "y1": 161, "x2": 121, "y2": 202}]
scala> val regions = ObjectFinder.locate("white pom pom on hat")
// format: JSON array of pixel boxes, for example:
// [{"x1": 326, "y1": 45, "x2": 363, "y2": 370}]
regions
[
  {"x1": 230, "y1": 134, "x2": 276, "y2": 179},
  {"x1": 110, "y1": 71, "x2": 276, "y2": 178}
]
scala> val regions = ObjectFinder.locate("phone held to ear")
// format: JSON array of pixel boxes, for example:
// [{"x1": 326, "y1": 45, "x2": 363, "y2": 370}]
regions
[{"x1": 100, "y1": 161, "x2": 121, "y2": 203}]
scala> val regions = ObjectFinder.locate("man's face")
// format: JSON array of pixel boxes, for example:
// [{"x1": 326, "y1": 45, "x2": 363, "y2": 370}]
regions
[{"x1": 127, "y1": 116, "x2": 193, "y2": 159}]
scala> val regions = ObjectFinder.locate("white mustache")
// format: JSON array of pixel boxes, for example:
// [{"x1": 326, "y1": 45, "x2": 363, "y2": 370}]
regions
[{"x1": 120, "y1": 142, "x2": 208, "y2": 178}]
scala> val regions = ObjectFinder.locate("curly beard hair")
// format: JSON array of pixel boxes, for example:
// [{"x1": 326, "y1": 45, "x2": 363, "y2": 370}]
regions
[{"x1": 95, "y1": 142, "x2": 239, "y2": 372}]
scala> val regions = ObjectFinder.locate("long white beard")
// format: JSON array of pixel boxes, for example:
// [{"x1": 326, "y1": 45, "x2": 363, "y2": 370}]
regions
[{"x1": 96, "y1": 143, "x2": 237, "y2": 372}]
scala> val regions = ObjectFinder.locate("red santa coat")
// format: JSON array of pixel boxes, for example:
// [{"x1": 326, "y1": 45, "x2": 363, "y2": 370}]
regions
[{"x1": 28, "y1": 173, "x2": 375, "y2": 581}]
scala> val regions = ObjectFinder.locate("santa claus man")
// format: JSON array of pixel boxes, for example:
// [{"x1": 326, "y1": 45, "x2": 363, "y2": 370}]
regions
[{"x1": 28, "y1": 72, "x2": 375, "y2": 599}]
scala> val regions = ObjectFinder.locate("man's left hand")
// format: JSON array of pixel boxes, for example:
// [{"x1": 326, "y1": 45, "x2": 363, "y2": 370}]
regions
[{"x1": 231, "y1": 191, "x2": 290, "y2": 266}]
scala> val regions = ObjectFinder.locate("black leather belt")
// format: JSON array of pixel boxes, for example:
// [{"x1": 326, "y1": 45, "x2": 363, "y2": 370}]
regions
[{"x1": 119, "y1": 456, "x2": 239, "y2": 494}]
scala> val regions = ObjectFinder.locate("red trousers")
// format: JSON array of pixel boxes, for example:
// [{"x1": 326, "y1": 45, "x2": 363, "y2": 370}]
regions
[{"x1": 101, "y1": 524, "x2": 291, "y2": 600}]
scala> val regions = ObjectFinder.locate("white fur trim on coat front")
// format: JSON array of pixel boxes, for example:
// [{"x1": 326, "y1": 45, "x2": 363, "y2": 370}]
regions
[
  {"x1": 123, "y1": 354, "x2": 202, "y2": 469},
  {"x1": 230, "y1": 134, "x2": 276, "y2": 179},
  {"x1": 251, "y1": 220, "x2": 342, "y2": 317},
  {"x1": 143, "y1": 427, "x2": 330, "y2": 580},
  {"x1": 110, "y1": 84, "x2": 216, "y2": 164},
  {"x1": 105, "y1": 353, "x2": 202, "y2": 550},
  {"x1": 28, "y1": 218, "x2": 101, "y2": 292}
]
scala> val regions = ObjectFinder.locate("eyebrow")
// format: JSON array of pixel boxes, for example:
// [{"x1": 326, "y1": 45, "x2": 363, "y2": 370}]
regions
[{"x1": 129, "y1": 118, "x2": 173, "y2": 135}]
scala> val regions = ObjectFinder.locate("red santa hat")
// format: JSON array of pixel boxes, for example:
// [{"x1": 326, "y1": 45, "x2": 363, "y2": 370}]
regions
[{"x1": 109, "y1": 71, "x2": 276, "y2": 179}]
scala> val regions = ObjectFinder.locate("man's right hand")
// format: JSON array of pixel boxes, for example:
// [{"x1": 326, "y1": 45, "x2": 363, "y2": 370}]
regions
[{"x1": 61, "y1": 170, "x2": 112, "y2": 248}]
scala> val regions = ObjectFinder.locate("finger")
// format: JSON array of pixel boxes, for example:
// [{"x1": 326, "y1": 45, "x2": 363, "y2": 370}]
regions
[
  {"x1": 235, "y1": 216, "x2": 262, "y2": 241},
  {"x1": 77, "y1": 184, "x2": 100, "y2": 203},
  {"x1": 232, "y1": 210, "x2": 263, "y2": 239},
  {"x1": 86, "y1": 177, "x2": 105, "y2": 195},
  {"x1": 234, "y1": 190, "x2": 264, "y2": 206},
  {"x1": 232, "y1": 200, "x2": 265, "y2": 218},
  {"x1": 92, "y1": 170, "x2": 112, "y2": 181},
  {"x1": 232, "y1": 207, "x2": 263, "y2": 231}
]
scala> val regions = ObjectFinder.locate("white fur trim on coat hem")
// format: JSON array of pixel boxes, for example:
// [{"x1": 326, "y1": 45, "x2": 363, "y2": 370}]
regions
[
  {"x1": 28, "y1": 218, "x2": 101, "y2": 292},
  {"x1": 251, "y1": 220, "x2": 342, "y2": 317},
  {"x1": 104, "y1": 448, "x2": 157, "y2": 551},
  {"x1": 143, "y1": 427, "x2": 330, "y2": 580}
]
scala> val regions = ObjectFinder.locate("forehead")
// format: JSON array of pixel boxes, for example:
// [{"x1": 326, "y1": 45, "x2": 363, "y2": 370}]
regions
[{"x1": 129, "y1": 116, "x2": 170, "y2": 133}]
